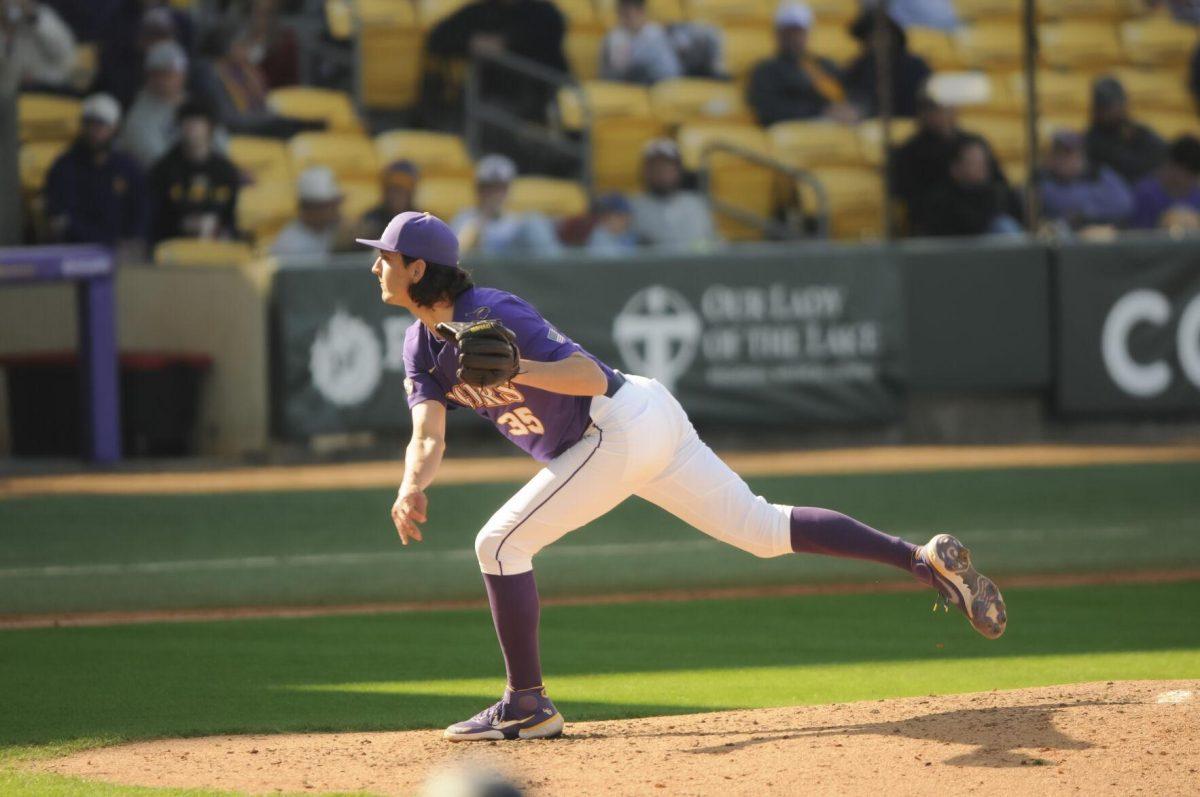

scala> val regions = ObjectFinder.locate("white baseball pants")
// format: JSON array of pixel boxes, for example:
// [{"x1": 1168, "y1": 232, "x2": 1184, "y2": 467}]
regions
[{"x1": 475, "y1": 374, "x2": 793, "y2": 576}]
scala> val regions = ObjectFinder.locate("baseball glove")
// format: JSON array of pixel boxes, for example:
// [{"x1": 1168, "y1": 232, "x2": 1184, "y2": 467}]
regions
[{"x1": 436, "y1": 320, "x2": 521, "y2": 388}]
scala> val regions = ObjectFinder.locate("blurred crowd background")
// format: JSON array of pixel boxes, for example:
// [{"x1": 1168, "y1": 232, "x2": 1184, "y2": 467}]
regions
[{"x1": 6, "y1": 0, "x2": 1200, "y2": 268}]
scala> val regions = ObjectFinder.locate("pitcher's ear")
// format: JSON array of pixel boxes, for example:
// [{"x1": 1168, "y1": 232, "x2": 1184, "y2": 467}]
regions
[{"x1": 409, "y1": 257, "x2": 427, "y2": 283}]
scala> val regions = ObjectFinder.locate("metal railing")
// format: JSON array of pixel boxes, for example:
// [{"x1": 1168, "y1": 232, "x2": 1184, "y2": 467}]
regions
[{"x1": 697, "y1": 142, "x2": 831, "y2": 241}]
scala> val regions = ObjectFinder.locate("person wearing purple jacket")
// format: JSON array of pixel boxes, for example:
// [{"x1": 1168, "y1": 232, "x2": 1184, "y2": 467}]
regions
[
  {"x1": 356, "y1": 211, "x2": 1007, "y2": 743},
  {"x1": 1130, "y1": 135, "x2": 1200, "y2": 230},
  {"x1": 1038, "y1": 130, "x2": 1133, "y2": 231}
]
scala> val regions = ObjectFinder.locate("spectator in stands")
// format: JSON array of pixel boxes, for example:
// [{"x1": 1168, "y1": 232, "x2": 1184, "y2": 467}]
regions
[
  {"x1": 1130, "y1": 135, "x2": 1200, "y2": 229},
  {"x1": 585, "y1": 193, "x2": 639, "y2": 255},
  {"x1": 913, "y1": 137, "x2": 1023, "y2": 237},
  {"x1": 1086, "y1": 76, "x2": 1167, "y2": 186},
  {"x1": 599, "y1": 0, "x2": 682, "y2": 85},
  {"x1": 842, "y1": 9, "x2": 931, "y2": 119},
  {"x1": 629, "y1": 138, "x2": 719, "y2": 249},
  {"x1": 226, "y1": 0, "x2": 300, "y2": 88},
  {"x1": 93, "y1": 4, "x2": 188, "y2": 110},
  {"x1": 747, "y1": 3, "x2": 858, "y2": 127},
  {"x1": 1038, "y1": 130, "x2": 1133, "y2": 232},
  {"x1": 272, "y1": 166, "x2": 355, "y2": 257},
  {"x1": 147, "y1": 102, "x2": 240, "y2": 245},
  {"x1": 358, "y1": 160, "x2": 420, "y2": 238},
  {"x1": 891, "y1": 84, "x2": 1006, "y2": 230},
  {"x1": 0, "y1": 0, "x2": 76, "y2": 91},
  {"x1": 116, "y1": 41, "x2": 189, "y2": 169},
  {"x1": 44, "y1": 94, "x2": 148, "y2": 247},
  {"x1": 192, "y1": 22, "x2": 317, "y2": 139},
  {"x1": 451, "y1": 154, "x2": 563, "y2": 258}
]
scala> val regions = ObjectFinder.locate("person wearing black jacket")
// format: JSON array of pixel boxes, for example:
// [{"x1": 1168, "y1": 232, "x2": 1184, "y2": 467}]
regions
[
  {"x1": 147, "y1": 102, "x2": 240, "y2": 245},
  {"x1": 841, "y1": 10, "x2": 931, "y2": 118},
  {"x1": 915, "y1": 137, "x2": 1023, "y2": 237}
]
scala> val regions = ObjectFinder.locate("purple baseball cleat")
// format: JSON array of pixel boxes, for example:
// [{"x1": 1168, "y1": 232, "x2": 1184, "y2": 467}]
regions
[
  {"x1": 444, "y1": 686, "x2": 565, "y2": 742},
  {"x1": 913, "y1": 534, "x2": 1007, "y2": 639}
]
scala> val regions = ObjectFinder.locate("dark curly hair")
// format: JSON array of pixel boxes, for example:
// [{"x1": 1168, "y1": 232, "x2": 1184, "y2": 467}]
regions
[{"x1": 402, "y1": 255, "x2": 474, "y2": 308}]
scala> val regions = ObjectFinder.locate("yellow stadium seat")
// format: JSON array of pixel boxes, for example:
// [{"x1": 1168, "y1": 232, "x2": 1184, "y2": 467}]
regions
[
  {"x1": 414, "y1": 176, "x2": 475, "y2": 222},
  {"x1": 907, "y1": 29, "x2": 964, "y2": 71},
  {"x1": 1120, "y1": 15, "x2": 1199, "y2": 67},
  {"x1": 803, "y1": 166, "x2": 885, "y2": 240},
  {"x1": 357, "y1": 0, "x2": 418, "y2": 25},
  {"x1": 289, "y1": 132, "x2": 380, "y2": 183},
  {"x1": 268, "y1": 87, "x2": 363, "y2": 133},
  {"x1": 417, "y1": 0, "x2": 472, "y2": 28},
  {"x1": 957, "y1": 113, "x2": 1028, "y2": 161},
  {"x1": 17, "y1": 94, "x2": 81, "y2": 143},
  {"x1": 1039, "y1": 22, "x2": 1123, "y2": 70},
  {"x1": 677, "y1": 121, "x2": 770, "y2": 170},
  {"x1": 508, "y1": 176, "x2": 589, "y2": 216},
  {"x1": 768, "y1": 120, "x2": 865, "y2": 168},
  {"x1": 361, "y1": 24, "x2": 423, "y2": 108},
  {"x1": 651, "y1": 78, "x2": 750, "y2": 125},
  {"x1": 325, "y1": 0, "x2": 354, "y2": 40},
  {"x1": 1002, "y1": 160, "x2": 1029, "y2": 188},
  {"x1": 236, "y1": 180, "x2": 297, "y2": 244},
  {"x1": 19, "y1": 140, "x2": 68, "y2": 194},
  {"x1": 558, "y1": 81, "x2": 652, "y2": 129},
  {"x1": 809, "y1": 27, "x2": 861, "y2": 64},
  {"x1": 1009, "y1": 71, "x2": 1094, "y2": 117},
  {"x1": 226, "y1": 136, "x2": 293, "y2": 185},
  {"x1": 1038, "y1": 0, "x2": 1125, "y2": 20},
  {"x1": 374, "y1": 130, "x2": 473, "y2": 177},
  {"x1": 595, "y1": 0, "x2": 685, "y2": 25},
  {"x1": 857, "y1": 118, "x2": 916, "y2": 166},
  {"x1": 1038, "y1": 109, "x2": 1089, "y2": 133},
  {"x1": 1141, "y1": 111, "x2": 1200, "y2": 140},
  {"x1": 955, "y1": 22, "x2": 1023, "y2": 70},
  {"x1": 566, "y1": 28, "x2": 605, "y2": 81},
  {"x1": 955, "y1": 0, "x2": 1020, "y2": 21},
  {"x1": 591, "y1": 116, "x2": 668, "y2": 191},
  {"x1": 557, "y1": 0, "x2": 599, "y2": 28},
  {"x1": 685, "y1": 0, "x2": 772, "y2": 26},
  {"x1": 973, "y1": 71, "x2": 1022, "y2": 116},
  {"x1": 802, "y1": 0, "x2": 858, "y2": 25},
  {"x1": 154, "y1": 238, "x2": 255, "y2": 268},
  {"x1": 1113, "y1": 67, "x2": 1195, "y2": 113},
  {"x1": 340, "y1": 179, "x2": 384, "y2": 222},
  {"x1": 722, "y1": 26, "x2": 774, "y2": 79}
]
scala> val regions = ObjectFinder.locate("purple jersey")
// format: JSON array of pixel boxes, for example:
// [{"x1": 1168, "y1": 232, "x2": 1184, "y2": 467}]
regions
[{"x1": 402, "y1": 286, "x2": 620, "y2": 461}]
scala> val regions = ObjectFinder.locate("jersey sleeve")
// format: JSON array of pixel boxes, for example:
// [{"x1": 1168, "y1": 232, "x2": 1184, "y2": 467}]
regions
[
  {"x1": 402, "y1": 323, "x2": 448, "y2": 409},
  {"x1": 492, "y1": 294, "x2": 582, "y2": 363}
]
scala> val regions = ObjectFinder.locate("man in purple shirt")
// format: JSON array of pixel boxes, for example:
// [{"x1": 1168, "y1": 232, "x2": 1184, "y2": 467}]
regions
[
  {"x1": 1038, "y1": 130, "x2": 1133, "y2": 231},
  {"x1": 357, "y1": 212, "x2": 1007, "y2": 742},
  {"x1": 1130, "y1": 135, "x2": 1200, "y2": 230}
]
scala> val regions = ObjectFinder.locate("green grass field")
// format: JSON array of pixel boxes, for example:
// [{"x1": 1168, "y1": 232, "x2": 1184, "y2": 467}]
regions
[{"x1": 1, "y1": 459, "x2": 1199, "y2": 795}]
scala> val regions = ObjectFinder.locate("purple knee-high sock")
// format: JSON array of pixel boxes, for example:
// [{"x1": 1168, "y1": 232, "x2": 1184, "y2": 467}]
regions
[
  {"x1": 790, "y1": 507, "x2": 920, "y2": 576},
  {"x1": 482, "y1": 570, "x2": 543, "y2": 691}
]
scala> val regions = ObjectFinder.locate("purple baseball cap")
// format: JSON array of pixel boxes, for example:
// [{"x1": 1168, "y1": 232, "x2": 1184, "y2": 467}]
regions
[{"x1": 355, "y1": 211, "x2": 459, "y2": 265}]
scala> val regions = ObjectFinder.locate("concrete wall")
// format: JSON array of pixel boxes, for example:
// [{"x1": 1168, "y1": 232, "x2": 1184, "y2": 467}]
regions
[{"x1": 0, "y1": 266, "x2": 269, "y2": 457}]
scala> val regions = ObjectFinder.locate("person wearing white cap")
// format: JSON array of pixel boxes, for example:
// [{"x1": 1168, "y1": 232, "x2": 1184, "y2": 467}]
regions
[
  {"x1": 746, "y1": 2, "x2": 857, "y2": 127},
  {"x1": 271, "y1": 166, "x2": 357, "y2": 258},
  {"x1": 0, "y1": 0, "x2": 77, "y2": 90},
  {"x1": 629, "y1": 138, "x2": 719, "y2": 250},
  {"x1": 43, "y1": 93, "x2": 149, "y2": 246},
  {"x1": 116, "y1": 40, "x2": 191, "y2": 168},
  {"x1": 450, "y1": 154, "x2": 562, "y2": 258}
]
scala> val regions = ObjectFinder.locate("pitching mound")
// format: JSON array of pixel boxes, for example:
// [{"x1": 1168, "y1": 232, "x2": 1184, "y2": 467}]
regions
[{"x1": 39, "y1": 680, "x2": 1198, "y2": 796}]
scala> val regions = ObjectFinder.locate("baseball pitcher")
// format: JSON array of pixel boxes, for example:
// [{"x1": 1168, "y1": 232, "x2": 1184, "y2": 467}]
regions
[{"x1": 356, "y1": 212, "x2": 1007, "y2": 743}]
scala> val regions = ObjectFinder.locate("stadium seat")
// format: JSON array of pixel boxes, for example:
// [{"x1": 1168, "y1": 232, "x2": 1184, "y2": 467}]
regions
[
  {"x1": 802, "y1": 166, "x2": 885, "y2": 240},
  {"x1": 17, "y1": 93, "x2": 81, "y2": 142},
  {"x1": 355, "y1": 0, "x2": 418, "y2": 25},
  {"x1": 508, "y1": 177, "x2": 590, "y2": 216},
  {"x1": 957, "y1": 113, "x2": 1028, "y2": 161},
  {"x1": 324, "y1": 0, "x2": 353, "y2": 40},
  {"x1": 685, "y1": 0, "x2": 772, "y2": 26},
  {"x1": 288, "y1": 132, "x2": 380, "y2": 183},
  {"x1": 1119, "y1": 15, "x2": 1198, "y2": 67},
  {"x1": 722, "y1": 26, "x2": 774, "y2": 80},
  {"x1": 1008, "y1": 70, "x2": 1093, "y2": 116},
  {"x1": 557, "y1": 0, "x2": 599, "y2": 28},
  {"x1": 361, "y1": 23, "x2": 423, "y2": 108},
  {"x1": 808, "y1": 26, "x2": 860, "y2": 64},
  {"x1": 340, "y1": 179, "x2": 384, "y2": 223},
  {"x1": 1112, "y1": 67, "x2": 1195, "y2": 113},
  {"x1": 650, "y1": 78, "x2": 751, "y2": 126},
  {"x1": 856, "y1": 118, "x2": 917, "y2": 166},
  {"x1": 1039, "y1": 22, "x2": 1123, "y2": 70},
  {"x1": 374, "y1": 130, "x2": 473, "y2": 177},
  {"x1": 1038, "y1": 0, "x2": 1125, "y2": 20},
  {"x1": 1038, "y1": 109, "x2": 1089, "y2": 133},
  {"x1": 676, "y1": 121, "x2": 770, "y2": 170},
  {"x1": 1002, "y1": 160, "x2": 1029, "y2": 188},
  {"x1": 154, "y1": 238, "x2": 255, "y2": 268},
  {"x1": 236, "y1": 180, "x2": 297, "y2": 244},
  {"x1": 802, "y1": 0, "x2": 858, "y2": 25},
  {"x1": 558, "y1": 81, "x2": 652, "y2": 129},
  {"x1": 906, "y1": 29, "x2": 965, "y2": 71},
  {"x1": 226, "y1": 136, "x2": 293, "y2": 185},
  {"x1": 18, "y1": 140, "x2": 67, "y2": 194},
  {"x1": 413, "y1": 176, "x2": 475, "y2": 222},
  {"x1": 974, "y1": 71, "x2": 1022, "y2": 116},
  {"x1": 1140, "y1": 111, "x2": 1200, "y2": 141},
  {"x1": 595, "y1": 0, "x2": 685, "y2": 25},
  {"x1": 954, "y1": 0, "x2": 1021, "y2": 21},
  {"x1": 417, "y1": 0, "x2": 472, "y2": 28},
  {"x1": 566, "y1": 28, "x2": 605, "y2": 81},
  {"x1": 955, "y1": 22, "x2": 1023, "y2": 70},
  {"x1": 268, "y1": 87, "x2": 363, "y2": 133},
  {"x1": 768, "y1": 120, "x2": 865, "y2": 168},
  {"x1": 591, "y1": 116, "x2": 668, "y2": 191}
]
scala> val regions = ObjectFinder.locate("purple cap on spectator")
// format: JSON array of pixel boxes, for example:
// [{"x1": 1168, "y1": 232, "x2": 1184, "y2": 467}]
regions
[{"x1": 356, "y1": 211, "x2": 460, "y2": 265}]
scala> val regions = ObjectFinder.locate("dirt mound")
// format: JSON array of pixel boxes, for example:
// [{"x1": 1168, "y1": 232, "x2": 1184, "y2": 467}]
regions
[{"x1": 39, "y1": 680, "x2": 1198, "y2": 796}]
